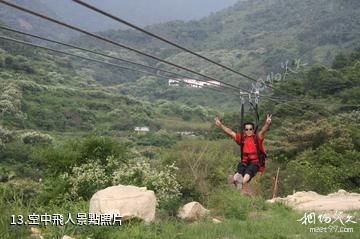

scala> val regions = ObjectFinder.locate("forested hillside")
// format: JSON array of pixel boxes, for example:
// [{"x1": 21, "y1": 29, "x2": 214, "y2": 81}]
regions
[
  {"x1": 0, "y1": 24, "x2": 218, "y2": 133},
  {"x1": 60, "y1": 0, "x2": 360, "y2": 107}
]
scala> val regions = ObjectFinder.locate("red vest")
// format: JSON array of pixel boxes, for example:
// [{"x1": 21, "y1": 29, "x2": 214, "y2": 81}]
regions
[{"x1": 235, "y1": 133, "x2": 266, "y2": 172}]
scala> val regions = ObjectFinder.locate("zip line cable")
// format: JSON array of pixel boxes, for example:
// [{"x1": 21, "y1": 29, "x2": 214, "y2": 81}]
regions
[
  {"x1": 0, "y1": 1, "x2": 343, "y2": 118},
  {"x1": 0, "y1": 32, "x2": 311, "y2": 116},
  {"x1": 72, "y1": 0, "x2": 261, "y2": 83},
  {"x1": 72, "y1": 0, "x2": 298, "y2": 95},
  {"x1": 3, "y1": 33, "x2": 354, "y2": 125},
  {"x1": 0, "y1": 35, "x2": 168, "y2": 77},
  {"x1": 0, "y1": 36, "x2": 329, "y2": 118},
  {"x1": 72, "y1": 0, "x2": 344, "y2": 114},
  {"x1": 1, "y1": 30, "x2": 300, "y2": 117},
  {"x1": 0, "y1": 35, "x2": 231, "y2": 95},
  {"x1": 0, "y1": 0, "x2": 242, "y2": 92},
  {"x1": 0, "y1": 25, "x2": 234, "y2": 91},
  {"x1": 0, "y1": 25, "x2": 232, "y2": 91},
  {"x1": 2, "y1": 0, "x2": 279, "y2": 101},
  {"x1": 0, "y1": 1, "x2": 301, "y2": 97}
]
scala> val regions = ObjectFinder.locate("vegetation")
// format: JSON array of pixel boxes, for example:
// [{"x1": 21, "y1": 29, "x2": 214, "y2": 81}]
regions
[
  {"x1": 71, "y1": 0, "x2": 360, "y2": 106},
  {"x1": 1, "y1": 0, "x2": 360, "y2": 237}
]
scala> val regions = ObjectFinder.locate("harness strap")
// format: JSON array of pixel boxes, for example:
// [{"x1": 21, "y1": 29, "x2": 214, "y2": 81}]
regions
[
  {"x1": 249, "y1": 101, "x2": 260, "y2": 133},
  {"x1": 240, "y1": 92, "x2": 245, "y2": 160},
  {"x1": 254, "y1": 134, "x2": 265, "y2": 167}
]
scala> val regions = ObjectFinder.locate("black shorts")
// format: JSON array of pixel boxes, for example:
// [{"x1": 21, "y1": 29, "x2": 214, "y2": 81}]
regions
[{"x1": 236, "y1": 161, "x2": 260, "y2": 180}]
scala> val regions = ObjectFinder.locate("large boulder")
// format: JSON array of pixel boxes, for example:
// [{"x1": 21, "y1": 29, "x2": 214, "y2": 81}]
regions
[
  {"x1": 268, "y1": 190, "x2": 360, "y2": 212},
  {"x1": 89, "y1": 185, "x2": 156, "y2": 223},
  {"x1": 177, "y1": 201, "x2": 209, "y2": 221},
  {"x1": 30, "y1": 227, "x2": 43, "y2": 239}
]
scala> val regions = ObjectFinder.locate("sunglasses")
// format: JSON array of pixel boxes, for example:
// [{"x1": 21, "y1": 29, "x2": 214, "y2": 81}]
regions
[{"x1": 244, "y1": 128, "x2": 253, "y2": 131}]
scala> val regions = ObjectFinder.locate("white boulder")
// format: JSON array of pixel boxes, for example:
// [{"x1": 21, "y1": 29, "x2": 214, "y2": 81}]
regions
[
  {"x1": 268, "y1": 190, "x2": 360, "y2": 212},
  {"x1": 177, "y1": 201, "x2": 209, "y2": 221},
  {"x1": 89, "y1": 185, "x2": 157, "y2": 223}
]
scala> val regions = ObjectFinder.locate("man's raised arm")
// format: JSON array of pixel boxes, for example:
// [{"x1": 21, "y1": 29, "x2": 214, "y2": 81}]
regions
[
  {"x1": 258, "y1": 114, "x2": 272, "y2": 140},
  {"x1": 214, "y1": 117, "x2": 236, "y2": 140}
]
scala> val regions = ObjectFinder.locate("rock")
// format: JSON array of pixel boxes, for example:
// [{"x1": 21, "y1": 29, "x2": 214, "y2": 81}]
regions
[
  {"x1": 89, "y1": 185, "x2": 156, "y2": 223},
  {"x1": 328, "y1": 189, "x2": 348, "y2": 197},
  {"x1": 30, "y1": 227, "x2": 44, "y2": 239},
  {"x1": 30, "y1": 227, "x2": 41, "y2": 235},
  {"x1": 212, "y1": 218, "x2": 222, "y2": 224},
  {"x1": 177, "y1": 201, "x2": 209, "y2": 221},
  {"x1": 268, "y1": 190, "x2": 360, "y2": 212},
  {"x1": 62, "y1": 236, "x2": 75, "y2": 239}
]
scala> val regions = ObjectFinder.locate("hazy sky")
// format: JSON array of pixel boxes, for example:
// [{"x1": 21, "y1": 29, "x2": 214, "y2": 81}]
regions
[{"x1": 41, "y1": 0, "x2": 239, "y2": 31}]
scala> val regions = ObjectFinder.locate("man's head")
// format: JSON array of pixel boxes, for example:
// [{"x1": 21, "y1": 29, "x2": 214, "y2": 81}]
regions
[{"x1": 243, "y1": 122, "x2": 255, "y2": 136}]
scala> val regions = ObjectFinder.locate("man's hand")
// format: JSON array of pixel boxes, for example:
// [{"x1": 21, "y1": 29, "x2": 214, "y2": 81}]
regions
[
  {"x1": 266, "y1": 114, "x2": 272, "y2": 125},
  {"x1": 214, "y1": 117, "x2": 236, "y2": 139},
  {"x1": 214, "y1": 117, "x2": 223, "y2": 128},
  {"x1": 258, "y1": 114, "x2": 272, "y2": 140}
]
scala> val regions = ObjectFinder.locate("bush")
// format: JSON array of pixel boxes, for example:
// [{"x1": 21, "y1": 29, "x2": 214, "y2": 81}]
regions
[
  {"x1": 31, "y1": 135, "x2": 129, "y2": 175},
  {"x1": 31, "y1": 143, "x2": 81, "y2": 176},
  {"x1": 332, "y1": 53, "x2": 350, "y2": 69},
  {"x1": 280, "y1": 135, "x2": 360, "y2": 195},
  {"x1": 78, "y1": 136, "x2": 128, "y2": 166},
  {"x1": 21, "y1": 131, "x2": 53, "y2": 145},
  {"x1": 3, "y1": 55, "x2": 35, "y2": 73},
  {"x1": 0, "y1": 141, "x2": 32, "y2": 164},
  {"x1": 160, "y1": 139, "x2": 237, "y2": 203},
  {"x1": 53, "y1": 154, "x2": 182, "y2": 210},
  {"x1": 0, "y1": 83, "x2": 26, "y2": 122},
  {"x1": 112, "y1": 159, "x2": 182, "y2": 210},
  {"x1": 45, "y1": 71, "x2": 65, "y2": 84},
  {"x1": 65, "y1": 161, "x2": 110, "y2": 200},
  {"x1": 0, "y1": 126, "x2": 14, "y2": 143}
]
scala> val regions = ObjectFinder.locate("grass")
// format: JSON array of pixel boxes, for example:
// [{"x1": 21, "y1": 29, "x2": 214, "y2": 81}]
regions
[{"x1": 1, "y1": 186, "x2": 358, "y2": 239}]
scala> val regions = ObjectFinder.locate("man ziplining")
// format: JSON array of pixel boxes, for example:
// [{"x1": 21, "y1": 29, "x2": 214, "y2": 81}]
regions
[{"x1": 214, "y1": 114, "x2": 272, "y2": 193}]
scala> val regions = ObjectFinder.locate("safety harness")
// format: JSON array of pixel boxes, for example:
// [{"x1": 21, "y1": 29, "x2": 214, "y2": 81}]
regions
[{"x1": 239, "y1": 91, "x2": 266, "y2": 172}]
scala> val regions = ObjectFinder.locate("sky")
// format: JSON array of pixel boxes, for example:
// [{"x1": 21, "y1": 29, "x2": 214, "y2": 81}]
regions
[{"x1": 40, "y1": 0, "x2": 239, "y2": 31}]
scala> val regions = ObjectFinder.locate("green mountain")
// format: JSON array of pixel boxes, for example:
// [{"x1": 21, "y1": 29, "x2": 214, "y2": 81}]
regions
[
  {"x1": 1, "y1": 0, "x2": 360, "y2": 134},
  {"x1": 3, "y1": 0, "x2": 360, "y2": 112},
  {"x1": 0, "y1": 29, "x2": 216, "y2": 134},
  {"x1": 70, "y1": 0, "x2": 360, "y2": 104},
  {"x1": 99, "y1": 0, "x2": 360, "y2": 63}
]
